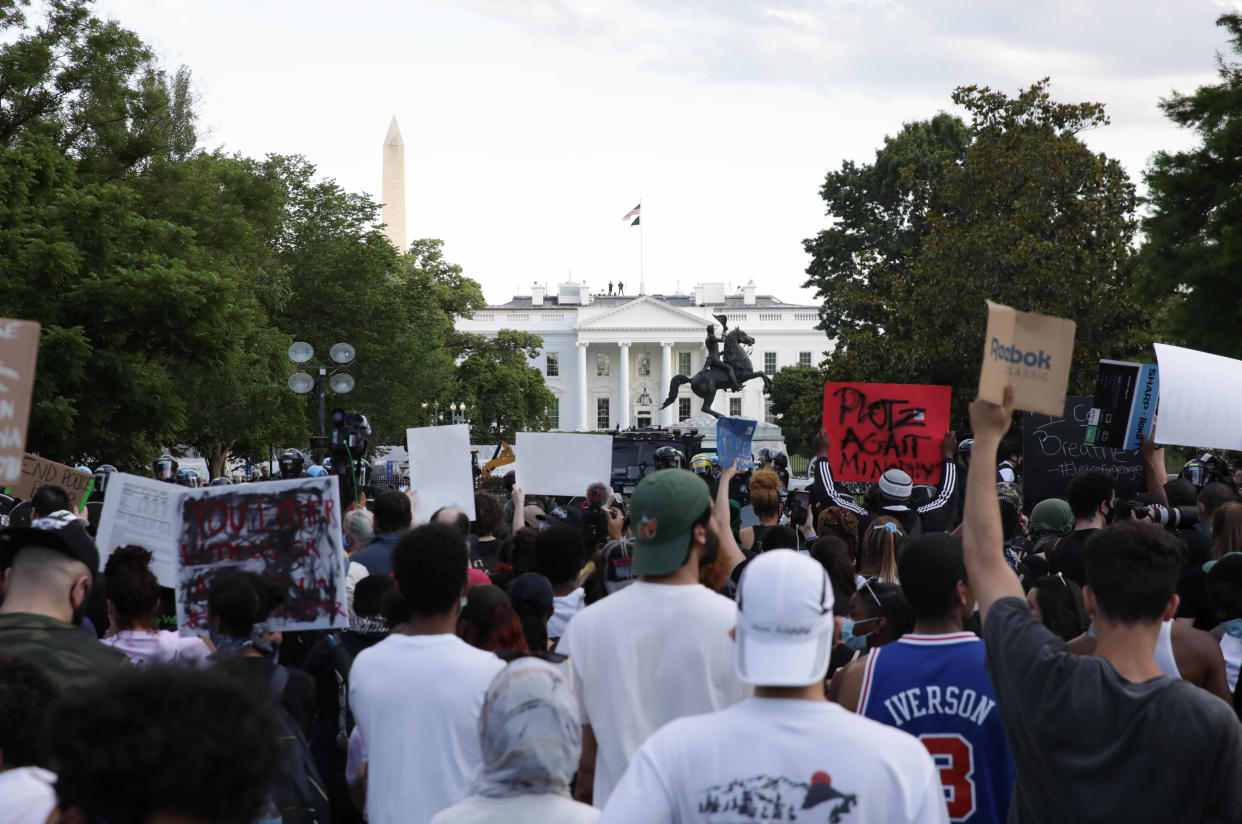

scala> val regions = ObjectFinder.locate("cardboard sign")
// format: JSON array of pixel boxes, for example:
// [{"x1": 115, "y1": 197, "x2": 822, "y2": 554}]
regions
[
  {"x1": 175, "y1": 476, "x2": 346, "y2": 636},
  {"x1": 716, "y1": 417, "x2": 757, "y2": 470},
  {"x1": 0, "y1": 320, "x2": 41, "y2": 483},
  {"x1": 1153, "y1": 343, "x2": 1242, "y2": 450},
  {"x1": 515, "y1": 432, "x2": 612, "y2": 497},
  {"x1": 1023, "y1": 396, "x2": 1144, "y2": 510},
  {"x1": 10, "y1": 454, "x2": 93, "y2": 510},
  {"x1": 979, "y1": 300, "x2": 1076, "y2": 416},
  {"x1": 405, "y1": 424, "x2": 476, "y2": 523},
  {"x1": 821, "y1": 382, "x2": 951, "y2": 484},
  {"x1": 96, "y1": 473, "x2": 183, "y2": 586},
  {"x1": 1086, "y1": 361, "x2": 1159, "y2": 451}
]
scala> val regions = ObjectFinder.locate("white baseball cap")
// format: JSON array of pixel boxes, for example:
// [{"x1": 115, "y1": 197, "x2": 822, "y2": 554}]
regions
[{"x1": 734, "y1": 549, "x2": 835, "y2": 686}]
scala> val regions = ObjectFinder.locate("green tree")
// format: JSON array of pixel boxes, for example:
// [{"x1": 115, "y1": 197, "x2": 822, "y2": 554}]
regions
[
  {"x1": 767, "y1": 364, "x2": 826, "y2": 455},
  {"x1": 1141, "y1": 13, "x2": 1242, "y2": 357},
  {"x1": 453, "y1": 330, "x2": 556, "y2": 443},
  {"x1": 806, "y1": 80, "x2": 1149, "y2": 430}
]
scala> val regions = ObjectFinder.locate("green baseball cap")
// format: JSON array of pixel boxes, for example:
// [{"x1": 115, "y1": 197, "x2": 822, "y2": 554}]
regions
[{"x1": 630, "y1": 469, "x2": 712, "y2": 576}]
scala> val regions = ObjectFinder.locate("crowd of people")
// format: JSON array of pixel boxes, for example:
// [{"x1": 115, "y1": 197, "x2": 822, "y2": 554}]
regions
[{"x1": 3, "y1": 387, "x2": 1242, "y2": 823}]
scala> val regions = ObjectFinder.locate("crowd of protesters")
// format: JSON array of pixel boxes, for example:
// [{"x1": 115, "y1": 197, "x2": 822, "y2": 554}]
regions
[{"x1": 3, "y1": 389, "x2": 1242, "y2": 824}]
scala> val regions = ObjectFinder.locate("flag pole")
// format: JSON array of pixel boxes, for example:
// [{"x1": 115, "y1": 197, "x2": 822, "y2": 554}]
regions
[{"x1": 639, "y1": 196, "x2": 645, "y2": 295}]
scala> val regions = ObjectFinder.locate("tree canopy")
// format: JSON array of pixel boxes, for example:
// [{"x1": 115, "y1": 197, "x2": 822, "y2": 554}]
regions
[
  {"x1": 1141, "y1": 12, "x2": 1242, "y2": 358},
  {"x1": 804, "y1": 80, "x2": 1150, "y2": 429}
]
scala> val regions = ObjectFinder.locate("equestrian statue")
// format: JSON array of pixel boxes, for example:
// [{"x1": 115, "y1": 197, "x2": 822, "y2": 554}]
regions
[{"x1": 660, "y1": 314, "x2": 772, "y2": 419}]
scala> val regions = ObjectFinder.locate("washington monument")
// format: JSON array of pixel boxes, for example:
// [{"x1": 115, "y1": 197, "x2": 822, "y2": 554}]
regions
[{"x1": 382, "y1": 116, "x2": 405, "y2": 251}]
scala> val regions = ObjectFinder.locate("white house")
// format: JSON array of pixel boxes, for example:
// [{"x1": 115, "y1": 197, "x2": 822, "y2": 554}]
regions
[{"x1": 455, "y1": 281, "x2": 832, "y2": 432}]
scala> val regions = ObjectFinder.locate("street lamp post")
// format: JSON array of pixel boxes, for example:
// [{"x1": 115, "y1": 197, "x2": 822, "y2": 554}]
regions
[{"x1": 288, "y1": 342, "x2": 357, "y2": 451}]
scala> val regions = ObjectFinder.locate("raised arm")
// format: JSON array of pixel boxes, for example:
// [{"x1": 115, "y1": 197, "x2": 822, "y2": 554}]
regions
[
  {"x1": 716, "y1": 461, "x2": 749, "y2": 576},
  {"x1": 1140, "y1": 425, "x2": 1169, "y2": 507},
  {"x1": 511, "y1": 485, "x2": 526, "y2": 536},
  {"x1": 810, "y1": 432, "x2": 867, "y2": 517},
  {"x1": 917, "y1": 431, "x2": 959, "y2": 525},
  {"x1": 963, "y1": 387, "x2": 1024, "y2": 624}
]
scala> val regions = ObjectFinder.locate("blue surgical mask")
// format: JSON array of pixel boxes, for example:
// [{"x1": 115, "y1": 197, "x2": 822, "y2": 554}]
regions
[
  {"x1": 461, "y1": 596, "x2": 468, "y2": 609},
  {"x1": 1222, "y1": 618, "x2": 1242, "y2": 640},
  {"x1": 841, "y1": 617, "x2": 878, "y2": 652}
]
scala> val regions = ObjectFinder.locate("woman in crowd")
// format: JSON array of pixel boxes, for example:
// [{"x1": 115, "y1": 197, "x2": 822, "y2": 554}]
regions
[
  {"x1": 1026, "y1": 573, "x2": 1089, "y2": 641},
  {"x1": 858, "y1": 517, "x2": 905, "y2": 583},
  {"x1": 100, "y1": 545, "x2": 210, "y2": 668},
  {"x1": 811, "y1": 535, "x2": 857, "y2": 617},
  {"x1": 816, "y1": 506, "x2": 860, "y2": 559},
  {"x1": 738, "y1": 469, "x2": 783, "y2": 553},
  {"x1": 458, "y1": 584, "x2": 528, "y2": 652}
]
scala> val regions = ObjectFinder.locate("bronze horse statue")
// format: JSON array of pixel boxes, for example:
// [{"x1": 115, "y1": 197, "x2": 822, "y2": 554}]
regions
[{"x1": 660, "y1": 326, "x2": 772, "y2": 419}]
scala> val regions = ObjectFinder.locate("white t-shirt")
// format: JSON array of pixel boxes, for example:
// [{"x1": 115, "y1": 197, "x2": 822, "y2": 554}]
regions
[
  {"x1": 1222, "y1": 633, "x2": 1242, "y2": 693},
  {"x1": 559, "y1": 581, "x2": 748, "y2": 806},
  {"x1": 0, "y1": 766, "x2": 57, "y2": 824},
  {"x1": 431, "y1": 793, "x2": 600, "y2": 824},
  {"x1": 100, "y1": 629, "x2": 210, "y2": 669},
  {"x1": 350, "y1": 633, "x2": 505, "y2": 824},
  {"x1": 599, "y1": 698, "x2": 948, "y2": 824},
  {"x1": 549, "y1": 587, "x2": 586, "y2": 639}
]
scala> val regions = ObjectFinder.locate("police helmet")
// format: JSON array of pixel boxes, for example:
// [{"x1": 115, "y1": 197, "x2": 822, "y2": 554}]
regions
[
  {"x1": 278, "y1": 448, "x2": 306, "y2": 480},
  {"x1": 305, "y1": 465, "x2": 329, "y2": 477},
  {"x1": 958, "y1": 438, "x2": 975, "y2": 455},
  {"x1": 653, "y1": 446, "x2": 686, "y2": 471},
  {"x1": 209, "y1": 477, "x2": 233, "y2": 487},
  {"x1": 175, "y1": 468, "x2": 200, "y2": 488},
  {"x1": 153, "y1": 454, "x2": 179, "y2": 482},
  {"x1": 690, "y1": 453, "x2": 712, "y2": 475}
]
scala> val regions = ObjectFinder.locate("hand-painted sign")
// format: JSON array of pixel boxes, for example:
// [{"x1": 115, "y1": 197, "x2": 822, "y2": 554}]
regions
[{"x1": 821, "y1": 383, "x2": 951, "y2": 484}]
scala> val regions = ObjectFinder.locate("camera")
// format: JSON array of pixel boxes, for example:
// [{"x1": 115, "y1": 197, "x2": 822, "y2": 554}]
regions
[{"x1": 1116, "y1": 500, "x2": 1197, "y2": 529}]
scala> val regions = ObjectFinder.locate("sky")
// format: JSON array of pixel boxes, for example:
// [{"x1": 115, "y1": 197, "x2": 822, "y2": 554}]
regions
[{"x1": 93, "y1": 0, "x2": 1240, "y2": 306}]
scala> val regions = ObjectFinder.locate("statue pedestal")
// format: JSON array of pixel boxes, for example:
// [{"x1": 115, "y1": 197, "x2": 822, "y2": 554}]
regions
[{"x1": 668, "y1": 413, "x2": 787, "y2": 459}]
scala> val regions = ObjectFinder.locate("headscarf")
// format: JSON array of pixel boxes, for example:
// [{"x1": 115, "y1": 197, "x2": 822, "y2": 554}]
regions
[
  {"x1": 470, "y1": 658, "x2": 580, "y2": 798},
  {"x1": 1030, "y1": 499, "x2": 1074, "y2": 536}
]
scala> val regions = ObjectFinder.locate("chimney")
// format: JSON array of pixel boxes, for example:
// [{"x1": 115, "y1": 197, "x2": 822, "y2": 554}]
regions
[
  {"x1": 531, "y1": 284, "x2": 545, "y2": 307},
  {"x1": 742, "y1": 280, "x2": 756, "y2": 306}
]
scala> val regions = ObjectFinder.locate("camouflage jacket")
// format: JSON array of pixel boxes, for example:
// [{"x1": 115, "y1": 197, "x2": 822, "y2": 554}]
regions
[{"x1": 0, "y1": 612, "x2": 130, "y2": 691}]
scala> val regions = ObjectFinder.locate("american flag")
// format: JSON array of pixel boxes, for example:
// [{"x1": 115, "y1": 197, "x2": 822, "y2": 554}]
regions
[{"x1": 621, "y1": 203, "x2": 641, "y2": 222}]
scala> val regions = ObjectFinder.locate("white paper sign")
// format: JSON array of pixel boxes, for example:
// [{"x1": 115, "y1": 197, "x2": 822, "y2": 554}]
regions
[
  {"x1": 406, "y1": 424, "x2": 476, "y2": 523},
  {"x1": 1153, "y1": 343, "x2": 1242, "y2": 450},
  {"x1": 95, "y1": 473, "x2": 183, "y2": 587},
  {"x1": 515, "y1": 432, "x2": 613, "y2": 497}
]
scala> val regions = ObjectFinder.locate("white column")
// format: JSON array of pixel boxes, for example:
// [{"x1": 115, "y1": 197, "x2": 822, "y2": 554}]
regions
[
  {"x1": 577, "y1": 342, "x2": 589, "y2": 431},
  {"x1": 618, "y1": 342, "x2": 631, "y2": 429},
  {"x1": 661, "y1": 343, "x2": 674, "y2": 426}
]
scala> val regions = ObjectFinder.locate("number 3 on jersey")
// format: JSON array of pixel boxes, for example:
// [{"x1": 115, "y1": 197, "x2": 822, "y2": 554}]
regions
[{"x1": 921, "y1": 733, "x2": 976, "y2": 821}]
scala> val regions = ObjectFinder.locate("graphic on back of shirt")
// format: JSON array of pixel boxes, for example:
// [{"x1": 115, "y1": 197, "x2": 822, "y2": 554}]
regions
[
  {"x1": 697, "y1": 771, "x2": 858, "y2": 822},
  {"x1": 857, "y1": 634, "x2": 1014, "y2": 824}
]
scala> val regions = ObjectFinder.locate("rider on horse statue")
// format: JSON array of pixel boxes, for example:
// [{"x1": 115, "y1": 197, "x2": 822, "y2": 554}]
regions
[
  {"x1": 704, "y1": 314, "x2": 740, "y2": 390},
  {"x1": 660, "y1": 313, "x2": 772, "y2": 419}
]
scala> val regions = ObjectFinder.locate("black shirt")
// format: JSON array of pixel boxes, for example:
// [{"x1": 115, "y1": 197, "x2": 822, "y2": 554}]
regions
[
  {"x1": 1049, "y1": 528, "x2": 1096, "y2": 585},
  {"x1": 984, "y1": 597, "x2": 1242, "y2": 823}
]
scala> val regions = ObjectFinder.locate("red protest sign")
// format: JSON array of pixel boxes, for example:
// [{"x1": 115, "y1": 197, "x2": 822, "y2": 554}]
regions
[{"x1": 821, "y1": 382, "x2": 952, "y2": 484}]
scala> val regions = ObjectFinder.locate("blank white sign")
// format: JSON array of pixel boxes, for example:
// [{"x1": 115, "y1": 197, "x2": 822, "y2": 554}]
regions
[
  {"x1": 406, "y1": 424, "x2": 477, "y2": 523},
  {"x1": 515, "y1": 432, "x2": 613, "y2": 497},
  {"x1": 1153, "y1": 343, "x2": 1242, "y2": 450}
]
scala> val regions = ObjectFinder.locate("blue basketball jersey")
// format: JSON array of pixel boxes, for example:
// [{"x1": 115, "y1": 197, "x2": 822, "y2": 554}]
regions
[{"x1": 858, "y1": 633, "x2": 1014, "y2": 823}]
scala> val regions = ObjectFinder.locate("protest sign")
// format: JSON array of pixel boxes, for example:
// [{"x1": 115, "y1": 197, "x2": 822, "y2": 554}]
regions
[
  {"x1": 10, "y1": 454, "x2": 94, "y2": 510},
  {"x1": 821, "y1": 382, "x2": 951, "y2": 484},
  {"x1": 978, "y1": 300, "x2": 1076, "y2": 416},
  {"x1": 1153, "y1": 343, "x2": 1242, "y2": 450},
  {"x1": 716, "y1": 417, "x2": 758, "y2": 470},
  {"x1": 1085, "y1": 360, "x2": 1159, "y2": 451},
  {"x1": 1023, "y1": 396, "x2": 1144, "y2": 510},
  {"x1": 95, "y1": 473, "x2": 183, "y2": 586},
  {"x1": 406, "y1": 424, "x2": 476, "y2": 522},
  {"x1": 175, "y1": 476, "x2": 346, "y2": 636},
  {"x1": 0, "y1": 319, "x2": 41, "y2": 484},
  {"x1": 515, "y1": 432, "x2": 612, "y2": 497}
]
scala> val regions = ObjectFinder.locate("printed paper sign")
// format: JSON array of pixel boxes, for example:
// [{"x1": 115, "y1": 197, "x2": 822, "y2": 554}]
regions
[
  {"x1": 406, "y1": 424, "x2": 476, "y2": 523},
  {"x1": 96, "y1": 473, "x2": 183, "y2": 586},
  {"x1": 1086, "y1": 361, "x2": 1159, "y2": 451},
  {"x1": 1153, "y1": 343, "x2": 1242, "y2": 450},
  {"x1": 516, "y1": 432, "x2": 612, "y2": 497},
  {"x1": 821, "y1": 382, "x2": 951, "y2": 484},
  {"x1": 1023, "y1": 396, "x2": 1144, "y2": 509},
  {"x1": 0, "y1": 320, "x2": 41, "y2": 484},
  {"x1": 10, "y1": 454, "x2": 93, "y2": 510},
  {"x1": 716, "y1": 417, "x2": 758, "y2": 470},
  {"x1": 175, "y1": 476, "x2": 346, "y2": 636},
  {"x1": 978, "y1": 300, "x2": 1076, "y2": 416}
]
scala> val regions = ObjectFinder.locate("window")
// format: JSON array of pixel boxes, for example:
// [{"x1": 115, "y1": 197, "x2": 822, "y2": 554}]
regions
[
  {"x1": 547, "y1": 399, "x2": 559, "y2": 429},
  {"x1": 799, "y1": 351, "x2": 812, "y2": 367},
  {"x1": 597, "y1": 352, "x2": 610, "y2": 377},
  {"x1": 729, "y1": 397, "x2": 742, "y2": 417},
  {"x1": 764, "y1": 398, "x2": 775, "y2": 421},
  {"x1": 637, "y1": 352, "x2": 651, "y2": 377},
  {"x1": 678, "y1": 352, "x2": 691, "y2": 376},
  {"x1": 678, "y1": 398, "x2": 692, "y2": 421},
  {"x1": 597, "y1": 398, "x2": 610, "y2": 429},
  {"x1": 546, "y1": 352, "x2": 559, "y2": 376},
  {"x1": 636, "y1": 411, "x2": 651, "y2": 428},
  {"x1": 764, "y1": 352, "x2": 777, "y2": 375}
]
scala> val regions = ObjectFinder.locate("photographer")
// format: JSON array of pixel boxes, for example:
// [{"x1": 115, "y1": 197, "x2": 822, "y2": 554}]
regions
[{"x1": 738, "y1": 470, "x2": 782, "y2": 553}]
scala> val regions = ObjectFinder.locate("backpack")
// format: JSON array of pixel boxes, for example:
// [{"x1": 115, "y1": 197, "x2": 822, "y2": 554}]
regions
[
  {"x1": 269, "y1": 665, "x2": 331, "y2": 824},
  {"x1": 324, "y1": 634, "x2": 357, "y2": 751}
]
